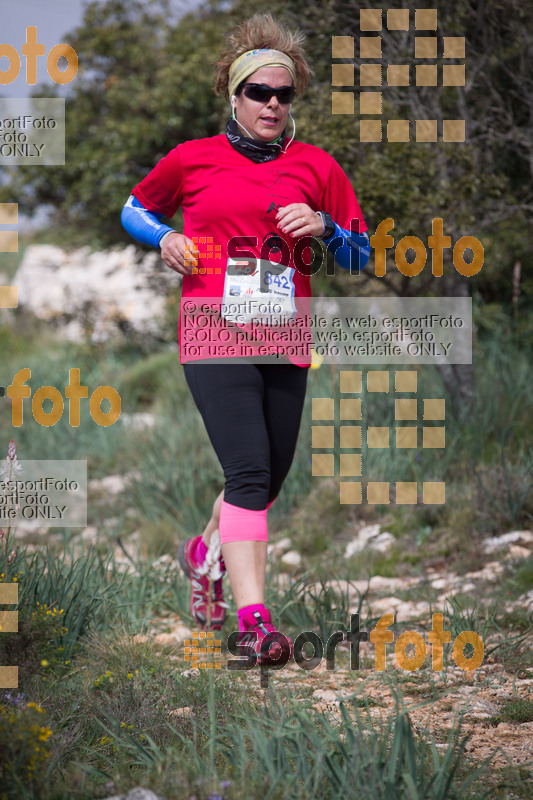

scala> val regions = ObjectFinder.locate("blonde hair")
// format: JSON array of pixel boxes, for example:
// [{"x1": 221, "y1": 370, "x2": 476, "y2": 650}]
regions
[{"x1": 214, "y1": 13, "x2": 312, "y2": 100}]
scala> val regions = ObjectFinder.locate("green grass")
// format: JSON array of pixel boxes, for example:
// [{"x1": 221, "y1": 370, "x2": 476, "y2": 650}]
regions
[
  {"x1": 489, "y1": 700, "x2": 533, "y2": 726},
  {"x1": 514, "y1": 553, "x2": 533, "y2": 594},
  {"x1": 0, "y1": 310, "x2": 532, "y2": 798},
  {"x1": 1, "y1": 536, "x2": 530, "y2": 798},
  {"x1": 35, "y1": 670, "x2": 494, "y2": 800}
]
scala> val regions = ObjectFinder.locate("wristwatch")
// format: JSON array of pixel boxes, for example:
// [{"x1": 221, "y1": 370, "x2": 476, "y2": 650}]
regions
[{"x1": 316, "y1": 211, "x2": 335, "y2": 240}]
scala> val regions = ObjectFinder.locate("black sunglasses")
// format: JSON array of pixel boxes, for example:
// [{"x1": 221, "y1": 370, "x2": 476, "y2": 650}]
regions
[{"x1": 242, "y1": 83, "x2": 295, "y2": 104}]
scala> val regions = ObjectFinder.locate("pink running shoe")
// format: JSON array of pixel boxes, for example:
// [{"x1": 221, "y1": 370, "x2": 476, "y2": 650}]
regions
[
  {"x1": 177, "y1": 535, "x2": 227, "y2": 630},
  {"x1": 238, "y1": 609, "x2": 293, "y2": 666}
]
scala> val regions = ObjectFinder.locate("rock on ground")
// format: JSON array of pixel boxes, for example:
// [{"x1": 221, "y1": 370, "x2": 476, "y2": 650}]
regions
[
  {"x1": 12, "y1": 244, "x2": 177, "y2": 341},
  {"x1": 482, "y1": 530, "x2": 533, "y2": 553},
  {"x1": 345, "y1": 524, "x2": 395, "y2": 557},
  {"x1": 98, "y1": 788, "x2": 167, "y2": 800}
]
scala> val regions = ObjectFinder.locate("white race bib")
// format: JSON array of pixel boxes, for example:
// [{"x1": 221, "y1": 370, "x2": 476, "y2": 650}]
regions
[{"x1": 221, "y1": 257, "x2": 296, "y2": 325}]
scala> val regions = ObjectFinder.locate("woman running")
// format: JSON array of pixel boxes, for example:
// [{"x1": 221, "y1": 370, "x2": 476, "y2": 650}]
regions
[{"x1": 121, "y1": 13, "x2": 369, "y2": 664}]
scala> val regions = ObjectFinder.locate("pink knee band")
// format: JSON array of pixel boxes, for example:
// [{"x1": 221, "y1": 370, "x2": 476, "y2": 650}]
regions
[{"x1": 219, "y1": 500, "x2": 268, "y2": 543}]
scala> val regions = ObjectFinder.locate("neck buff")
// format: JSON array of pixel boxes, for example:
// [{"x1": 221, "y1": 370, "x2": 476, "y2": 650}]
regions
[
  {"x1": 228, "y1": 48, "x2": 297, "y2": 99},
  {"x1": 225, "y1": 116, "x2": 286, "y2": 163}
]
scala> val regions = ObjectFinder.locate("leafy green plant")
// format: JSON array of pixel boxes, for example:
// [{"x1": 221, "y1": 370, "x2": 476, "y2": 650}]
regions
[
  {"x1": 268, "y1": 569, "x2": 367, "y2": 647},
  {"x1": 171, "y1": 677, "x2": 493, "y2": 800},
  {"x1": 0, "y1": 601, "x2": 70, "y2": 689},
  {"x1": 15, "y1": 546, "x2": 123, "y2": 664},
  {"x1": 0, "y1": 699, "x2": 53, "y2": 799},
  {"x1": 489, "y1": 699, "x2": 533, "y2": 726},
  {"x1": 444, "y1": 593, "x2": 533, "y2": 665}
]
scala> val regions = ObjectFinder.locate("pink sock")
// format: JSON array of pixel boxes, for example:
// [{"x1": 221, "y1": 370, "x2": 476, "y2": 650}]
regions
[
  {"x1": 219, "y1": 500, "x2": 268, "y2": 543},
  {"x1": 192, "y1": 537, "x2": 208, "y2": 565},
  {"x1": 238, "y1": 603, "x2": 269, "y2": 631}
]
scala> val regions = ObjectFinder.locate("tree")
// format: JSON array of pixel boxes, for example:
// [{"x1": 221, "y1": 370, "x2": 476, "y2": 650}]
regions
[
  {"x1": 262, "y1": 0, "x2": 533, "y2": 415},
  {"x1": 0, "y1": 0, "x2": 227, "y2": 248}
]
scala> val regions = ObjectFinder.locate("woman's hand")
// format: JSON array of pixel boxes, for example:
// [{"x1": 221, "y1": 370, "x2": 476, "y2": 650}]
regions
[
  {"x1": 276, "y1": 203, "x2": 326, "y2": 239},
  {"x1": 160, "y1": 232, "x2": 199, "y2": 275}
]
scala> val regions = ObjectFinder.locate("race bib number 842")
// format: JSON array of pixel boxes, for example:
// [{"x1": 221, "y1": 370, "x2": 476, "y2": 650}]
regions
[{"x1": 222, "y1": 257, "x2": 296, "y2": 324}]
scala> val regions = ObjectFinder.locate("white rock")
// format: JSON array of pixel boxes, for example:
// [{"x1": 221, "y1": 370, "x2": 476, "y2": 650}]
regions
[
  {"x1": 98, "y1": 795, "x2": 125, "y2": 800},
  {"x1": 430, "y1": 577, "x2": 454, "y2": 590},
  {"x1": 281, "y1": 550, "x2": 302, "y2": 566},
  {"x1": 314, "y1": 298, "x2": 341, "y2": 317},
  {"x1": 309, "y1": 576, "x2": 420, "y2": 608},
  {"x1": 368, "y1": 596, "x2": 430, "y2": 620},
  {"x1": 367, "y1": 595, "x2": 403, "y2": 616},
  {"x1": 398, "y1": 600, "x2": 430, "y2": 619},
  {"x1": 369, "y1": 575, "x2": 416, "y2": 592},
  {"x1": 517, "y1": 589, "x2": 533, "y2": 612},
  {"x1": 468, "y1": 699, "x2": 499, "y2": 715},
  {"x1": 168, "y1": 706, "x2": 193, "y2": 718},
  {"x1": 268, "y1": 536, "x2": 292, "y2": 556},
  {"x1": 452, "y1": 580, "x2": 476, "y2": 593},
  {"x1": 506, "y1": 545, "x2": 532, "y2": 560},
  {"x1": 80, "y1": 525, "x2": 99, "y2": 544},
  {"x1": 345, "y1": 539, "x2": 362, "y2": 558},
  {"x1": 370, "y1": 532, "x2": 395, "y2": 553},
  {"x1": 312, "y1": 689, "x2": 339, "y2": 703},
  {"x1": 464, "y1": 561, "x2": 504, "y2": 581},
  {"x1": 12, "y1": 244, "x2": 177, "y2": 341},
  {"x1": 482, "y1": 530, "x2": 533, "y2": 553},
  {"x1": 153, "y1": 626, "x2": 192, "y2": 644},
  {"x1": 359, "y1": 523, "x2": 381, "y2": 542},
  {"x1": 120, "y1": 413, "x2": 156, "y2": 430},
  {"x1": 125, "y1": 790, "x2": 166, "y2": 800},
  {"x1": 98, "y1": 786, "x2": 166, "y2": 800},
  {"x1": 12, "y1": 523, "x2": 50, "y2": 538},
  {"x1": 89, "y1": 474, "x2": 128, "y2": 495},
  {"x1": 345, "y1": 524, "x2": 382, "y2": 557}
]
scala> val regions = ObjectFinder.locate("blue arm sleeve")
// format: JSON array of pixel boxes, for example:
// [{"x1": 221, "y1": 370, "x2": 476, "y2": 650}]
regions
[
  {"x1": 323, "y1": 222, "x2": 371, "y2": 272},
  {"x1": 121, "y1": 195, "x2": 175, "y2": 249}
]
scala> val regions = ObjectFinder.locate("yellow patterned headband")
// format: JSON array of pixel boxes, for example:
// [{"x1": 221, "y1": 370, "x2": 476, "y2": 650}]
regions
[{"x1": 228, "y1": 49, "x2": 296, "y2": 99}]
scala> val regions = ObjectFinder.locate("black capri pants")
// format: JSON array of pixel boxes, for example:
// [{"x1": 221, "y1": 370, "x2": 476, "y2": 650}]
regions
[{"x1": 183, "y1": 362, "x2": 308, "y2": 510}]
